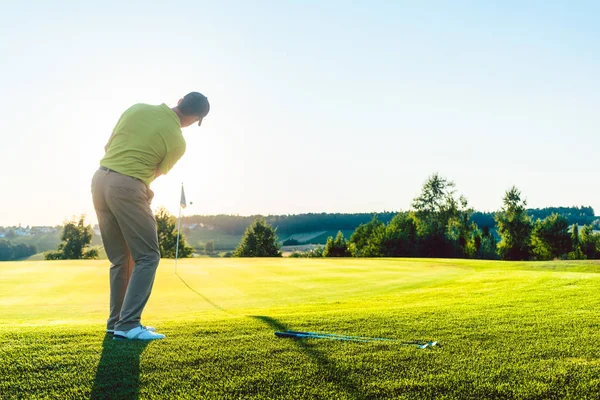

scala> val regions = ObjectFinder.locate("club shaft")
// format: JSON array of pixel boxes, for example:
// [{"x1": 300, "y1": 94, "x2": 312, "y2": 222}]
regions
[
  {"x1": 281, "y1": 331, "x2": 436, "y2": 347},
  {"x1": 287, "y1": 330, "x2": 395, "y2": 342}
]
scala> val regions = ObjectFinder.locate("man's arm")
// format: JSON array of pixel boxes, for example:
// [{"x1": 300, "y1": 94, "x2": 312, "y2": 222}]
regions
[{"x1": 155, "y1": 145, "x2": 186, "y2": 179}]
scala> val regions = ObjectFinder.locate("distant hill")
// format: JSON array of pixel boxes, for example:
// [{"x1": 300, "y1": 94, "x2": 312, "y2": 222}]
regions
[{"x1": 471, "y1": 206, "x2": 598, "y2": 229}]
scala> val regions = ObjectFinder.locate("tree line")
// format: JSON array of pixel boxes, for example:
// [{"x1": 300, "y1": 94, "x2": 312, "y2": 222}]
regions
[
  {"x1": 182, "y1": 209, "x2": 598, "y2": 242},
  {"x1": 235, "y1": 174, "x2": 600, "y2": 261},
  {"x1": 183, "y1": 213, "x2": 397, "y2": 235},
  {"x1": 317, "y1": 176, "x2": 600, "y2": 260},
  {"x1": 0, "y1": 240, "x2": 37, "y2": 261}
]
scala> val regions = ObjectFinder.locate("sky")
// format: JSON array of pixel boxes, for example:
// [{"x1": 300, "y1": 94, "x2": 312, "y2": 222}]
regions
[{"x1": 0, "y1": 1, "x2": 598, "y2": 227}]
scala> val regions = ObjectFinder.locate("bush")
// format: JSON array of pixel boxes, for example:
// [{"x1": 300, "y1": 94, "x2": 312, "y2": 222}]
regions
[{"x1": 234, "y1": 217, "x2": 282, "y2": 257}]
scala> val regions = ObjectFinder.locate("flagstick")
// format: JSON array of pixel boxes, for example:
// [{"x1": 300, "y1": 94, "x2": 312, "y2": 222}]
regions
[
  {"x1": 175, "y1": 182, "x2": 184, "y2": 274},
  {"x1": 175, "y1": 204, "x2": 182, "y2": 274}
]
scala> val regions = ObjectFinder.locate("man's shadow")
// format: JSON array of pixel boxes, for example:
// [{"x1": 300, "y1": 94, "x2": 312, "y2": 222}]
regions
[{"x1": 90, "y1": 334, "x2": 149, "y2": 400}]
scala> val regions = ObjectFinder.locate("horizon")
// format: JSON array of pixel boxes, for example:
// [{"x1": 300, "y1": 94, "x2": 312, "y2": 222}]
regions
[{"x1": 1, "y1": 204, "x2": 597, "y2": 229}]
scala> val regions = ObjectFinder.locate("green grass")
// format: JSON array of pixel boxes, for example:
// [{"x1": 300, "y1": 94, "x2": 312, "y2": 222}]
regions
[{"x1": 2, "y1": 259, "x2": 600, "y2": 399}]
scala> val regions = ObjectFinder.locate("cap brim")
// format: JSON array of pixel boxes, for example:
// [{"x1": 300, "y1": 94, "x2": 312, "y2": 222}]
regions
[{"x1": 197, "y1": 118, "x2": 203, "y2": 127}]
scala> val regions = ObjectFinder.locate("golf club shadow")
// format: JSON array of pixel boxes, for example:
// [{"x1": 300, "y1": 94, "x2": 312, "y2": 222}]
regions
[
  {"x1": 90, "y1": 334, "x2": 149, "y2": 400},
  {"x1": 251, "y1": 316, "x2": 365, "y2": 399}
]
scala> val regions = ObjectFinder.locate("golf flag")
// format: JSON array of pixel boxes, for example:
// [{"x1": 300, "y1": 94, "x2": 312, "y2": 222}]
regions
[{"x1": 180, "y1": 185, "x2": 186, "y2": 209}]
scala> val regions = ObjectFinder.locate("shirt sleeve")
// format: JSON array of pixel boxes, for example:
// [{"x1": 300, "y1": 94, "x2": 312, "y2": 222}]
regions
[{"x1": 157, "y1": 144, "x2": 186, "y2": 176}]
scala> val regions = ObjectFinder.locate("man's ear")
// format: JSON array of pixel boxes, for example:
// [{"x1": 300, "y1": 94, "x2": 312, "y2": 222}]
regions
[{"x1": 177, "y1": 98, "x2": 183, "y2": 106}]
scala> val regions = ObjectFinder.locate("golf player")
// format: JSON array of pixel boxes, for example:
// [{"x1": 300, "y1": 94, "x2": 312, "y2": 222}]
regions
[{"x1": 91, "y1": 92, "x2": 210, "y2": 340}]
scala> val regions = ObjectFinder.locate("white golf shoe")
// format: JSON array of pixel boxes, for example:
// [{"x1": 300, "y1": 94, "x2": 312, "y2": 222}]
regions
[
  {"x1": 107, "y1": 325, "x2": 156, "y2": 334},
  {"x1": 113, "y1": 326, "x2": 165, "y2": 340}
]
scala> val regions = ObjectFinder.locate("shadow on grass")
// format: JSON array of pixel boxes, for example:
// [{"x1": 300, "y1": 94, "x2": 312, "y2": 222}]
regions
[
  {"x1": 251, "y1": 315, "x2": 365, "y2": 399},
  {"x1": 90, "y1": 334, "x2": 149, "y2": 400}
]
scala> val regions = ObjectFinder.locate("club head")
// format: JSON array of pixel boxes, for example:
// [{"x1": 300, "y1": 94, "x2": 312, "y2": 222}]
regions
[{"x1": 417, "y1": 341, "x2": 439, "y2": 349}]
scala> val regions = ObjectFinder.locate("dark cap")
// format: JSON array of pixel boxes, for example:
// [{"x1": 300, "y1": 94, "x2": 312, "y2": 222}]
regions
[{"x1": 179, "y1": 92, "x2": 210, "y2": 126}]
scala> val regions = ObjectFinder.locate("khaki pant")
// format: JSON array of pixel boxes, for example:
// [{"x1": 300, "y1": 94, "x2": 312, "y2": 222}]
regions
[{"x1": 91, "y1": 168, "x2": 160, "y2": 332}]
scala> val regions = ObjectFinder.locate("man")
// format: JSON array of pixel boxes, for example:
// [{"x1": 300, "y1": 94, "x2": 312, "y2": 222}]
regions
[{"x1": 91, "y1": 92, "x2": 210, "y2": 340}]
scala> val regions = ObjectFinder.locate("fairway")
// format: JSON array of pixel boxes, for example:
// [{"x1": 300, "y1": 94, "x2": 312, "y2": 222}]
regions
[{"x1": 2, "y1": 259, "x2": 600, "y2": 399}]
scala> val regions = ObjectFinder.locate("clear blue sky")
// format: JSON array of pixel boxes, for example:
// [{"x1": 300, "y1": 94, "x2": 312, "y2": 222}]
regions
[{"x1": 1, "y1": 1, "x2": 598, "y2": 227}]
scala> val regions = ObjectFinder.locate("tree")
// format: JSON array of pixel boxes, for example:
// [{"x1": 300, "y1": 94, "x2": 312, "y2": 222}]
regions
[
  {"x1": 445, "y1": 197, "x2": 479, "y2": 258},
  {"x1": 379, "y1": 212, "x2": 418, "y2": 257},
  {"x1": 412, "y1": 174, "x2": 457, "y2": 234},
  {"x1": 0, "y1": 240, "x2": 14, "y2": 260},
  {"x1": 411, "y1": 174, "x2": 473, "y2": 257},
  {"x1": 495, "y1": 187, "x2": 532, "y2": 261},
  {"x1": 531, "y1": 214, "x2": 572, "y2": 260},
  {"x1": 324, "y1": 231, "x2": 351, "y2": 257},
  {"x1": 474, "y1": 226, "x2": 498, "y2": 259},
  {"x1": 348, "y1": 215, "x2": 385, "y2": 257},
  {"x1": 45, "y1": 215, "x2": 98, "y2": 260},
  {"x1": 568, "y1": 224, "x2": 585, "y2": 259},
  {"x1": 155, "y1": 208, "x2": 193, "y2": 258},
  {"x1": 204, "y1": 240, "x2": 215, "y2": 254},
  {"x1": 13, "y1": 243, "x2": 37, "y2": 260},
  {"x1": 0, "y1": 240, "x2": 36, "y2": 261},
  {"x1": 580, "y1": 225, "x2": 600, "y2": 259},
  {"x1": 233, "y1": 217, "x2": 282, "y2": 257}
]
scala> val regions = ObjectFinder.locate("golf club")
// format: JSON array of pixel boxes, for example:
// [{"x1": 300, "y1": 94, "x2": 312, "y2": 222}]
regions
[{"x1": 275, "y1": 330, "x2": 439, "y2": 349}]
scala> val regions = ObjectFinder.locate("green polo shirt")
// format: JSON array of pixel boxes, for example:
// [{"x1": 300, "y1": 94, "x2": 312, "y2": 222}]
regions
[{"x1": 100, "y1": 103, "x2": 186, "y2": 186}]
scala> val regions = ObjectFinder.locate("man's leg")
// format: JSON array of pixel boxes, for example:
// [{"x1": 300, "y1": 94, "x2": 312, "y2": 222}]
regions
[
  {"x1": 103, "y1": 173, "x2": 161, "y2": 333},
  {"x1": 103, "y1": 221, "x2": 134, "y2": 330},
  {"x1": 91, "y1": 169, "x2": 134, "y2": 331}
]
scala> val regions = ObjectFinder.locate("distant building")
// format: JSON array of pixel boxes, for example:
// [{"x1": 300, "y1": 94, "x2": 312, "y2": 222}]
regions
[
  {"x1": 31, "y1": 226, "x2": 58, "y2": 235},
  {"x1": 184, "y1": 223, "x2": 214, "y2": 230},
  {"x1": 15, "y1": 228, "x2": 31, "y2": 237}
]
